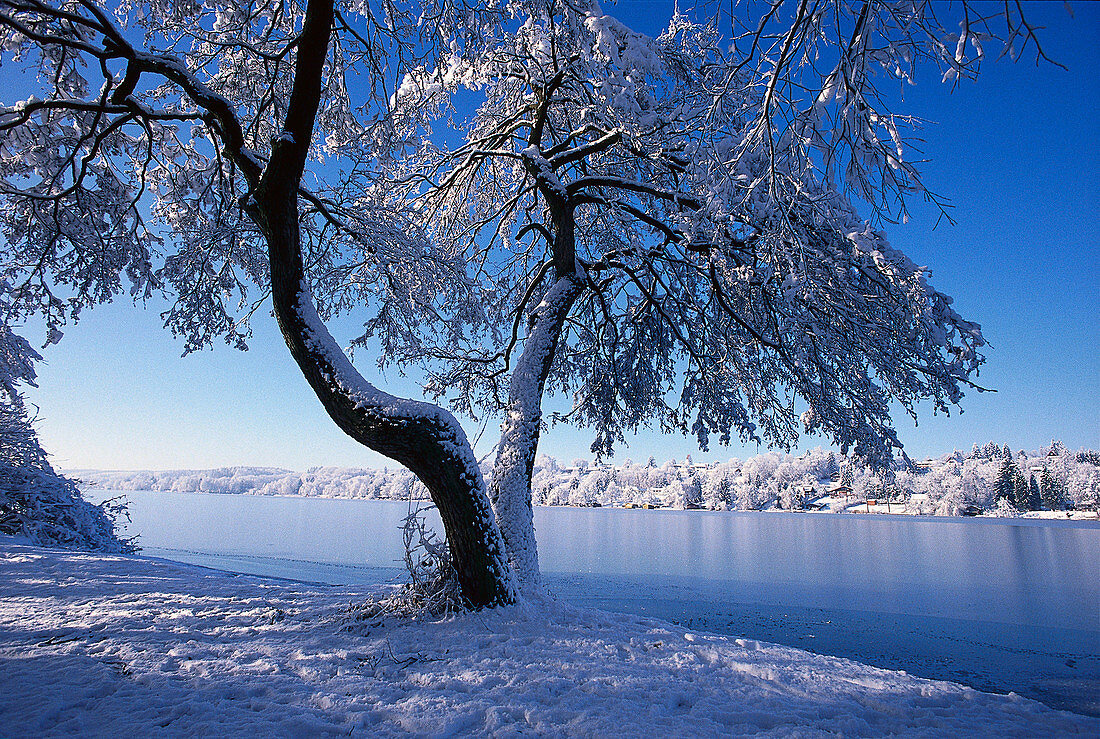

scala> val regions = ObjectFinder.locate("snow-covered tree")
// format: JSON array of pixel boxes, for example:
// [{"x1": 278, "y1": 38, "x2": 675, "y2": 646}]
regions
[
  {"x1": 0, "y1": 395, "x2": 132, "y2": 551},
  {"x1": 375, "y1": 0, "x2": 1027, "y2": 581},
  {"x1": 0, "y1": 0, "x2": 1056, "y2": 601},
  {"x1": 0, "y1": 325, "x2": 131, "y2": 550},
  {"x1": 574, "y1": 464, "x2": 610, "y2": 506},
  {"x1": 1077, "y1": 450, "x2": 1100, "y2": 466},
  {"x1": 0, "y1": 0, "x2": 520, "y2": 606},
  {"x1": 682, "y1": 466, "x2": 703, "y2": 509},
  {"x1": 701, "y1": 462, "x2": 736, "y2": 510},
  {"x1": 1039, "y1": 468, "x2": 1065, "y2": 511}
]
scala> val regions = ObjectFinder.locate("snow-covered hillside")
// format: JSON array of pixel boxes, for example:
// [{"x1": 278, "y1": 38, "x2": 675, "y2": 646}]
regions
[
  {"x1": 1, "y1": 541, "x2": 1094, "y2": 737},
  {"x1": 74, "y1": 442, "x2": 1100, "y2": 516}
]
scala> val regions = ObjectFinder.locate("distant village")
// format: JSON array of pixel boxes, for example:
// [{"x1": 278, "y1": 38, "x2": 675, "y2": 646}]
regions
[{"x1": 78, "y1": 441, "x2": 1100, "y2": 518}]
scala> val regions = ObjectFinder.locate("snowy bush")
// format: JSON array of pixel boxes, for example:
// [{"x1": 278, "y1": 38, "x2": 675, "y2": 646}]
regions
[{"x1": 344, "y1": 504, "x2": 463, "y2": 621}]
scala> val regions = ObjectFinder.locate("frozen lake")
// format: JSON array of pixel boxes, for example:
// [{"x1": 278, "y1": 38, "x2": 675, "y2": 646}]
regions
[{"x1": 88, "y1": 489, "x2": 1099, "y2": 716}]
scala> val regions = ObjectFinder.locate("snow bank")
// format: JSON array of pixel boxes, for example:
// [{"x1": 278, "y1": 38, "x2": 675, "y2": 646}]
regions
[{"x1": 0, "y1": 541, "x2": 1094, "y2": 737}]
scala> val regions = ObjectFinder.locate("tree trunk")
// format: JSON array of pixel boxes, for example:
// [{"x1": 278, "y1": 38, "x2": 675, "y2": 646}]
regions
[
  {"x1": 250, "y1": 194, "x2": 516, "y2": 607},
  {"x1": 241, "y1": 0, "x2": 515, "y2": 608},
  {"x1": 489, "y1": 274, "x2": 583, "y2": 590}
]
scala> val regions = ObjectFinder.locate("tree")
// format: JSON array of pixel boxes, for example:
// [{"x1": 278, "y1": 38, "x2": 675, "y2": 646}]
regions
[
  {"x1": 682, "y1": 465, "x2": 703, "y2": 509},
  {"x1": 0, "y1": 0, "x2": 519, "y2": 606},
  {"x1": 1039, "y1": 468, "x2": 1065, "y2": 511},
  {"x1": 994, "y1": 454, "x2": 1019, "y2": 507},
  {"x1": 1011, "y1": 471, "x2": 1029, "y2": 512},
  {"x1": 375, "y1": 1, "x2": 1062, "y2": 582},
  {"x1": 702, "y1": 463, "x2": 735, "y2": 510},
  {"x1": 840, "y1": 463, "x2": 855, "y2": 490},
  {"x1": 0, "y1": 0, "x2": 1053, "y2": 603},
  {"x1": 1078, "y1": 450, "x2": 1100, "y2": 467},
  {"x1": 0, "y1": 324, "x2": 130, "y2": 550}
]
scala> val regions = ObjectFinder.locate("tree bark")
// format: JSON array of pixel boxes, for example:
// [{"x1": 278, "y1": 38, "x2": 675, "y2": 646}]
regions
[
  {"x1": 488, "y1": 274, "x2": 583, "y2": 589},
  {"x1": 242, "y1": 0, "x2": 515, "y2": 608},
  {"x1": 488, "y1": 183, "x2": 584, "y2": 589}
]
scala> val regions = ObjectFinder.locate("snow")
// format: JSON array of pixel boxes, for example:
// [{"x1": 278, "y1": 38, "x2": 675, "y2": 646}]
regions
[
  {"x1": 1, "y1": 541, "x2": 1095, "y2": 737},
  {"x1": 520, "y1": 145, "x2": 569, "y2": 197}
]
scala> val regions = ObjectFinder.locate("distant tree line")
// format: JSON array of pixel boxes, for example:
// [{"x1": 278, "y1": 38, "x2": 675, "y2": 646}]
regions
[{"x1": 80, "y1": 441, "x2": 1100, "y2": 517}]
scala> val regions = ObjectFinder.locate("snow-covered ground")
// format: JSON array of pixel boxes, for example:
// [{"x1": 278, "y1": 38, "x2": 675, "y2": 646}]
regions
[{"x1": 1, "y1": 541, "x2": 1095, "y2": 737}]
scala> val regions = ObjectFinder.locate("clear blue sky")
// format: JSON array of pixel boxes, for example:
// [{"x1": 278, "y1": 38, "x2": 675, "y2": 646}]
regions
[{"x1": 22, "y1": 2, "x2": 1100, "y2": 471}]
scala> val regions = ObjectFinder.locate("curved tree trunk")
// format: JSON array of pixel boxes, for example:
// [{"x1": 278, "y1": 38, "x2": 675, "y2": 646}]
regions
[
  {"x1": 489, "y1": 275, "x2": 583, "y2": 589},
  {"x1": 241, "y1": 0, "x2": 515, "y2": 608},
  {"x1": 264, "y1": 243, "x2": 517, "y2": 608}
]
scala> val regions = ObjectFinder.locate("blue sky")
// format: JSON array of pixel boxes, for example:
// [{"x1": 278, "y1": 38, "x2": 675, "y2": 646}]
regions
[{"x1": 22, "y1": 2, "x2": 1100, "y2": 471}]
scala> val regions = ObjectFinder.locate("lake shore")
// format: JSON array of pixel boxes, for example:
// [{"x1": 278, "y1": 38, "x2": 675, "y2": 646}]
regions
[
  {"x1": 84, "y1": 486, "x2": 1100, "y2": 523},
  {"x1": 76, "y1": 490, "x2": 1100, "y2": 715},
  {"x1": 1, "y1": 540, "x2": 1096, "y2": 737}
]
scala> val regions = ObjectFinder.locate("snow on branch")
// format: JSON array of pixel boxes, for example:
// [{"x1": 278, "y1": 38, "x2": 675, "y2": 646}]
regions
[{"x1": 368, "y1": 1, "x2": 1037, "y2": 467}]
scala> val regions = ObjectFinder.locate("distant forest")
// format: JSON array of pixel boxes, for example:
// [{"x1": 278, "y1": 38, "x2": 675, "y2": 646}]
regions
[{"x1": 78, "y1": 442, "x2": 1100, "y2": 517}]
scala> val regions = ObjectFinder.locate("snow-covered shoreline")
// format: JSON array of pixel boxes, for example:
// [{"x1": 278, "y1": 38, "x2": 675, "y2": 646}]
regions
[
  {"x1": 1, "y1": 541, "x2": 1095, "y2": 737},
  {"x1": 85, "y1": 486, "x2": 1100, "y2": 528}
]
